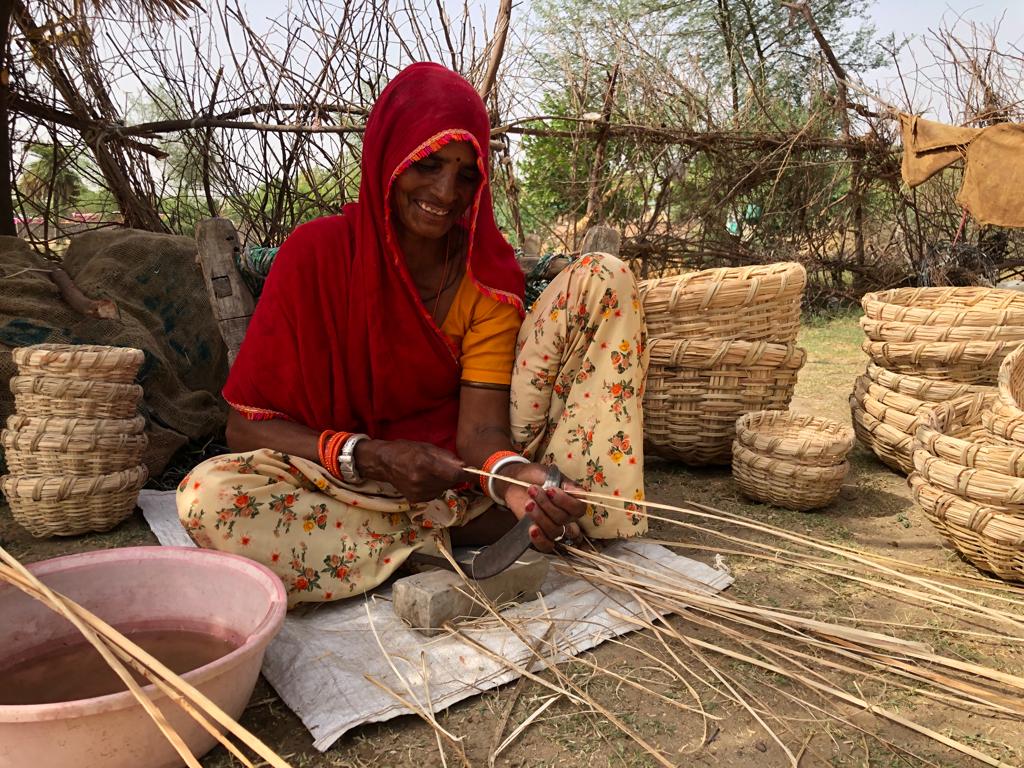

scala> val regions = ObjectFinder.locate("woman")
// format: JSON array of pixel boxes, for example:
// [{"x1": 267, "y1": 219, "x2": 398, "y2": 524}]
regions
[{"x1": 177, "y1": 62, "x2": 648, "y2": 606}]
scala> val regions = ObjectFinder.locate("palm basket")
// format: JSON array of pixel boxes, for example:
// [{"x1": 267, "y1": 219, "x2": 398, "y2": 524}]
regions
[
  {"x1": 910, "y1": 395, "x2": 1024, "y2": 581},
  {"x1": 0, "y1": 465, "x2": 148, "y2": 538},
  {"x1": 638, "y1": 262, "x2": 805, "y2": 343},
  {"x1": 731, "y1": 411, "x2": 853, "y2": 511},
  {"x1": 643, "y1": 338, "x2": 805, "y2": 465},
  {"x1": 864, "y1": 362, "x2": 990, "y2": 402},
  {"x1": 861, "y1": 339, "x2": 1021, "y2": 384},
  {"x1": 6, "y1": 413, "x2": 146, "y2": 437},
  {"x1": 12, "y1": 343, "x2": 145, "y2": 383},
  {"x1": 860, "y1": 318, "x2": 1024, "y2": 343},
  {"x1": 2, "y1": 428, "x2": 148, "y2": 476},
  {"x1": 10, "y1": 375, "x2": 143, "y2": 419},
  {"x1": 850, "y1": 393, "x2": 916, "y2": 474},
  {"x1": 862, "y1": 286, "x2": 1024, "y2": 328}
]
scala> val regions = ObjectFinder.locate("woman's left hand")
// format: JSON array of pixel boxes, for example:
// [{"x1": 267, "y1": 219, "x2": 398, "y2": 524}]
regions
[{"x1": 497, "y1": 463, "x2": 587, "y2": 553}]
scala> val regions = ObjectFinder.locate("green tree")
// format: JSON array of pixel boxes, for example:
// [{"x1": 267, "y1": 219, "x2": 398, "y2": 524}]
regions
[{"x1": 18, "y1": 143, "x2": 83, "y2": 216}]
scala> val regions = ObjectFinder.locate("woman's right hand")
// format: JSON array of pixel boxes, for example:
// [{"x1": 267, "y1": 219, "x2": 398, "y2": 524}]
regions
[{"x1": 355, "y1": 439, "x2": 468, "y2": 502}]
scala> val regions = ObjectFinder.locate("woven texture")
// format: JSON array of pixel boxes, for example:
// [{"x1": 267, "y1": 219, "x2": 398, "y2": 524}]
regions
[
  {"x1": 12, "y1": 343, "x2": 144, "y2": 383},
  {"x1": 0, "y1": 465, "x2": 148, "y2": 537},
  {"x1": 10, "y1": 374, "x2": 142, "y2": 419},
  {"x1": 639, "y1": 262, "x2": 805, "y2": 343},
  {"x1": 643, "y1": 339, "x2": 805, "y2": 465},
  {"x1": 862, "y1": 287, "x2": 1024, "y2": 327},
  {"x1": 860, "y1": 317, "x2": 1024, "y2": 342},
  {"x1": 909, "y1": 394, "x2": 1024, "y2": 581},
  {"x1": 2, "y1": 428, "x2": 148, "y2": 476},
  {"x1": 731, "y1": 411, "x2": 852, "y2": 511},
  {"x1": 861, "y1": 339, "x2": 1021, "y2": 383}
]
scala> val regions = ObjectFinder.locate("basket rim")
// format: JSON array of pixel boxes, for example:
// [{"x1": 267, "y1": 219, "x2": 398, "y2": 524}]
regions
[
  {"x1": 638, "y1": 261, "x2": 806, "y2": 311},
  {"x1": 0, "y1": 465, "x2": 148, "y2": 500},
  {"x1": 9, "y1": 374, "x2": 144, "y2": 398},
  {"x1": 647, "y1": 338, "x2": 807, "y2": 369},
  {"x1": 734, "y1": 410, "x2": 854, "y2": 459},
  {"x1": 909, "y1": 473, "x2": 1024, "y2": 544},
  {"x1": 2, "y1": 427, "x2": 148, "y2": 452},
  {"x1": 6, "y1": 413, "x2": 146, "y2": 436},
  {"x1": 864, "y1": 362, "x2": 990, "y2": 401},
  {"x1": 731, "y1": 441, "x2": 849, "y2": 480},
  {"x1": 862, "y1": 287, "x2": 1024, "y2": 327}
]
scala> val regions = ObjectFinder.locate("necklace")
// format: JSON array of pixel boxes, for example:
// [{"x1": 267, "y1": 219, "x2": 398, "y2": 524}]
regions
[{"x1": 431, "y1": 233, "x2": 453, "y2": 324}]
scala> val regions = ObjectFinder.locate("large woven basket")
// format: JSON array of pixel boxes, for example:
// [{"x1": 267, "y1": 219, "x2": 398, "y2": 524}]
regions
[
  {"x1": 734, "y1": 410, "x2": 854, "y2": 467},
  {"x1": 732, "y1": 442, "x2": 849, "y2": 512},
  {"x1": 910, "y1": 395, "x2": 1024, "y2": 581},
  {"x1": 864, "y1": 362, "x2": 990, "y2": 402},
  {"x1": 850, "y1": 394, "x2": 916, "y2": 474},
  {"x1": 639, "y1": 262, "x2": 805, "y2": 343},
  {"x1": 861, "y1": 339, "x2": 1021, "y2": 383},
  {"x1": 731, "y1": 411, "x2": 852, "y2": 511},
  {"x1": 2, "y1": 428, "x2": 148, "y2": 476},
  {"x1": 12, "y1": 344, "x2": 144, "y2": 383},
  {"x1": 851, "y1": 379, "x2": 934, "y2": 435},
  {"x1": 10, "y1": 375, "x2": 142, "y2": 419},
  {"x1": 0, "y1": 465, "x2": 147, "y2": 537},
  {"x1": 6, "y1": 413, "x2": 146, "y2": 437},
  {"x1": 862, "y1": 287, "x2": 1024, "y2": 328},
  {"x1": 644, "y1": 338, "x2": 805, "y2": 465},
  {"x1": 859, "y1": 318, "x2": 1024, "y2": 343}
]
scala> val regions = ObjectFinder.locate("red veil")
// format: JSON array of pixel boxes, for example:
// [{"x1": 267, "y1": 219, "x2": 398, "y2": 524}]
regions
[{"x1": 223, "y1": 63, "x2": 525, "y2": 452}]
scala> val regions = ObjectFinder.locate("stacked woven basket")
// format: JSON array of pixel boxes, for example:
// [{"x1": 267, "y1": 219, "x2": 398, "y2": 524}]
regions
[
  {"x1": 1, "y1": 344, "x2": 149, "y2": 537},
  {"x1": 640, "y1": 262, "x2": 807, "y2": 465},
  {"x1": 851, "y1": 287, "x2": 1024, "y2": 474}
]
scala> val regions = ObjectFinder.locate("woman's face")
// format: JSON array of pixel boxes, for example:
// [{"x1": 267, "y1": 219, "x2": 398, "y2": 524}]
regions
[{"x1": 391, "y1": 140, "x2": 480, "y2": 243}]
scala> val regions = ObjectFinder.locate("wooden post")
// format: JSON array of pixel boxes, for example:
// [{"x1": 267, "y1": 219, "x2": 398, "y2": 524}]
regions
[
  {"x1": 195, "y1": 218, "x2": 255, "y2": 366},
  {"x1": 580, "y1": 225, "x2": 621, "y2": 257}
]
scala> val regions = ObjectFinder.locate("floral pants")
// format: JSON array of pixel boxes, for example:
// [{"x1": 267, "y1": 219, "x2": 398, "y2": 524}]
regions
[{"x1": 176, "y1": 252, "x2": 648, "y2": 606}]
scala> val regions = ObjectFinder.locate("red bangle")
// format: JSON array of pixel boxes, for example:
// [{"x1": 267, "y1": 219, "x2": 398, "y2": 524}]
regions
[
  {"x1": 325, "y1": 431, "x2": 351, "y2": 478},
  {"x1": 318, "y1": 430, "x2": 336, "y2": 470},
  {"x1": 480, "y1": 450, "x2": 520, "y2": 495}
]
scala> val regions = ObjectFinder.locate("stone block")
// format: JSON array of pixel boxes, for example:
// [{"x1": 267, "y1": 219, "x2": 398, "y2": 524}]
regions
[{"x1": 393, "y1": 550, "x2": 549, "y2": 636}]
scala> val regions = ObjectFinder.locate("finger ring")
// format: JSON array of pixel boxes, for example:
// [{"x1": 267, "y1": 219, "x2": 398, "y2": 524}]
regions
[
  {"x1": 542, "y1": 464, "x2": 563, "y2": 492},
  {"x1": 554, "y1": 524, "x2": 568, "y2": 543}
]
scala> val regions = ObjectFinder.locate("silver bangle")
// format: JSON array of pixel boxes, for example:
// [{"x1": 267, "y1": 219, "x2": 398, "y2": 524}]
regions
[
  {"x1": 338, "y1": 433, "x2": 369, "y2": 484},
  {"x1": 486, "y1": 455, "x2": 530, "y2": 506}
]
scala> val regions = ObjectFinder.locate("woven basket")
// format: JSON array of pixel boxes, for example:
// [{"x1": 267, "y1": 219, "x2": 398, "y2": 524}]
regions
[
  {"x1": 2, "y1": 428, "x2": 148, "y2": 476},
  {"x1": 862, "y1": 287, "x2": 1024, "y2": 328},
  {"x1": 12, "y1": 344, "x2": 144, "y2": 383},
  {"x1": 644, "y1": 338, "x2": 806, "y2": 465},
  {"x1": 981, "y1": 400, "x2": 1024, "y2": 445},
  {"x1": 6, "y1": 413, "x2": 146, "y2": 437},
  {"x1": 914, "y1": 396, "x2": 1024, "y2": 475},
  {"x1": 731, "y1": 441, "x2": 848, "y2": 511},
  {"x1": 0, "y1": 465, "x2": 147, "y2": 537},
  {"x1": 734, "y1": 410, "x2": 854, "y2": 467},
  {"x1": 864, "y1": 362, "x2": 990, "y2": 402},
  {"x1": 998, "y1": 343, "x2": 1024, "y2": 412},
  {"x1": 10, "y1": 375, "x2": 142, "y2": 419},
  {"x1": 851, "y1": 380, "x2": 934, "y2": 435},
  {"x1": 909, "y1": 474, "x2": 1024, "y2": 581},
  {"x1": 912, "y1": 400, "x2": 1024, "y2": 510},
  {"x1": 850, "y1": 395, "x2": 915, "y2": 474},
  {"x1": 861, "y1": 339, "x2": 1021, "y2": 383},
  {"x1": 859, "y1": 317, "x2": 1024, "y2": 343},
  {"x1": 639, "y1": 262, "x2": 805, "y2": 343}
]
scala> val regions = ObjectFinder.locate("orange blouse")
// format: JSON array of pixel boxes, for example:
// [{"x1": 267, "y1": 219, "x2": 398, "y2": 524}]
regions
[{"x1": 440, "y1": 272, "x2": 523, "y2": 386}]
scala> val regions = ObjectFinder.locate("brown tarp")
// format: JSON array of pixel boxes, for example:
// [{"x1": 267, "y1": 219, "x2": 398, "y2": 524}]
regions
[
  {"x1": 900, "y1": 113, "x2": 1024, "y2": 228},
  {"x1": 0, "y1": 229, "x2": 228, "y2": 475}
]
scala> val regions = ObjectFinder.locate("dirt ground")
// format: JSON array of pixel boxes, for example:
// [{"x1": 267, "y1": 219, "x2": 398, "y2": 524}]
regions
[{"x1": 3, "y1": 309, "x2": 1023, "y2": 767}]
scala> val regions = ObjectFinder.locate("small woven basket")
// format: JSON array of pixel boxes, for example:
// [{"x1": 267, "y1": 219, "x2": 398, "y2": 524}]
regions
[
  {"x1": 0, "y1": 465, "x2": 148, "y2": 537},
  {"x1": 2, "y1": 428, "x2": 148, "y2": 476},
  {"x1": 731, "y1": 441, "x2": 849, "y2": 512},
  {"x1": 10, "y1": 375, "x2": 143, "y2": 419},
  {"x1": 643, "y1": 338, "x2": 806, "y2": 465},
  {"x1": 6, "y1": 413, "x2": 146, "y2": 437},
  {"x1": 12, "y1": 344, "x2": 144, "y2": 383},
  {"x1": 859, "y1": 317, "x2": 1024, "y2": 343},
  {"x1": 734, "y1": 410, "x2": 854, "y2": 467},
  {"x1": 639, "y1": 262, "x2": 805, "y2": 343},
  {"x1": 862, "y1": 287, "x2": 1024, "y2": 328}
]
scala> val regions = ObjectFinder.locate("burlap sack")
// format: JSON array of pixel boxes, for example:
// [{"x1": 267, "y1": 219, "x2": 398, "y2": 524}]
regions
[{"x1": 0, "y1": 229, "x2": 228, "y2": 475}]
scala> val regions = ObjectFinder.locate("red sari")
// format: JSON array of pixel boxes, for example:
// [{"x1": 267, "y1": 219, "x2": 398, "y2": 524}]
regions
[{"x1": 223, "y1": 63, "x2": 525, "y2": 452}]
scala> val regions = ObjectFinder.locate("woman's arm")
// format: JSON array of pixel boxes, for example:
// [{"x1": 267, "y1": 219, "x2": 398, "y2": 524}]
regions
[
  {"x1": 457, "y1": 385, "x2": 586, "y2": 551},
  {"x1": 225, "y1": 409, "x2": 466, "y2": 502}
]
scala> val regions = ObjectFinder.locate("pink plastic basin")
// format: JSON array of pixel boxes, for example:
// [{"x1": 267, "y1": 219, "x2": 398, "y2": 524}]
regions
[{"x1": 0, "y1": 546, "x2": 287, "y2": 768}]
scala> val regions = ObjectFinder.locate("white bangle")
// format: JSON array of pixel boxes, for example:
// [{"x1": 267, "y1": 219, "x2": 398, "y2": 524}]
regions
[
  {"x1": 486, "y1": 455, "x2": 530, "y2": 506},
  {"x1": 338, "y1": 433, "x2": 369, "y2": 484}
]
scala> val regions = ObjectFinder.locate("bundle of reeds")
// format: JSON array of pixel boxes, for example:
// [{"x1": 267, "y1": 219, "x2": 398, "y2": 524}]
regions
[
  {"x1": 1, "y1": 344, "x2": 148, "y2": 537},
  {"x1": 640, "y1": 263, "x2": 807, "y2": 465}
]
